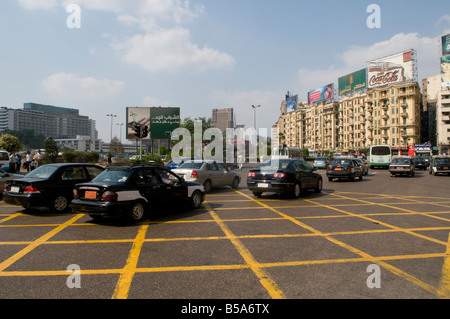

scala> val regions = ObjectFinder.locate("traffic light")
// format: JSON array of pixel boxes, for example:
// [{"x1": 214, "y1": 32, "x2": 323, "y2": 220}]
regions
[
  {"x1": 133, "y1": 124, "x2": 142, "y2": 138},
  {"x1": 141, "y1": 125, "x2": 149, "y2": 138}
]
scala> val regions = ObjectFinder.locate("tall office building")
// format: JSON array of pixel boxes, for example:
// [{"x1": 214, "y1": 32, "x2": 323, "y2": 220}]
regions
[{"x1": 212, "y1": 108, "x2": 235, "y2": 131}]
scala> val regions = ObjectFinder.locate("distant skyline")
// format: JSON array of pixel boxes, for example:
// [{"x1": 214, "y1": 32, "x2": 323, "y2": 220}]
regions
[{"x1": 1, "y1": 0, "x2": 450, "y2": 142}]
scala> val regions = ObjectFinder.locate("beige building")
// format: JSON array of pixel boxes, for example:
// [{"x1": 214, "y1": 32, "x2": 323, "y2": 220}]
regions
[{"x1": 277, "y1": 82, "x2": 422, "y2": 154}]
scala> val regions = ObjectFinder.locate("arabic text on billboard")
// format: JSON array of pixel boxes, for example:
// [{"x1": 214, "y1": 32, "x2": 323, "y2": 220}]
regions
[
  {"x1": 338, "y1": 69, "x2": 367, "y2": 96},
  {"x1": 442, "y1": 56, "x2": 450, "y2": 88},
  {"x1": 442, "y1": 34, "x2": 450, "y2": 56},
  {"x1": 286, "y1": 95, "x2": 298, "y2": 113},
  {"x1": 308, "y1": 84, "x2": 333, "y2": 105},
  {"x1": 368, "y1": 50, "x2": 416, "y2": 89}
]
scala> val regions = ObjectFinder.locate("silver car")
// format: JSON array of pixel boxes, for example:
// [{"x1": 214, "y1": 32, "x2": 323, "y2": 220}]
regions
[{"x1": 172, "y1": 160, "x2": 240, "y2": 193}]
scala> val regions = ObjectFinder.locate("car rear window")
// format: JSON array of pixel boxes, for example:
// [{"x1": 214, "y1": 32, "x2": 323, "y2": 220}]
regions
[
  {"x1": 331, "y1": 159, "x2": 352, "y2": 166},
  {"x1": 26, "y1": 165, "x2": 59, "y2": 179},
  {"x1": 0, "y1": 152, "x2": 8, "y2": 160},
  {"x1": 258, "y1": 160, "x2": 290, "y2": 170},
  {"x1": 92, "y1": 169, "x2": 132, "y2": 183},
  {"x1": 392, "y1": 158, "x2": 410, "y2": 164},
  {"x1": 436, "y1": 158, "x2": 450, "y2": 164},
  {"x1": 179, "y1": 162, "x2": 203, "y2": 169}
]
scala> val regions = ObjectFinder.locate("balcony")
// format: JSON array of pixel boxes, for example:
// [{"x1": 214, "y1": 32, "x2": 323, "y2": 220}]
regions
[
  {"x1": 401, "y1": 113, "x2": 408, "y2": 118},
  {"x1": 382, "y1": 113, "x2": 389, "y2": 120},
  {"x1": 381, "y1": 104, "x2": 389, "y2": 111}
]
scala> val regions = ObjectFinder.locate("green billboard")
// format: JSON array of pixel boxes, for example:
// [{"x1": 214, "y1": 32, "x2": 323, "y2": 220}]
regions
[
  {"x1": 442, "y1": 34, "x2": 450, "y2": 56},
  {"x1": 338, "y1": 68, "x2": 367, "y2": 96}
]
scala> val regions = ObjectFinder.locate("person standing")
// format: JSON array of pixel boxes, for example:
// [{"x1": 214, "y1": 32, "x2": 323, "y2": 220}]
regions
[
  {"x1": 25, "y1": 151, "x2": 32, "y2": 172},
  {"x1": 33, "y1": 150, "x2": 43, "y2": 168},
  {"x1": 9, "y1": 153, "x2": 16, "y2": 172}
]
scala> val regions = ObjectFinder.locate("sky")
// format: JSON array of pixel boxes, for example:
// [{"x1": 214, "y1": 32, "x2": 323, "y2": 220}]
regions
[{"x1": 1, "y1": 0, "x2": 450, "y2": 143}]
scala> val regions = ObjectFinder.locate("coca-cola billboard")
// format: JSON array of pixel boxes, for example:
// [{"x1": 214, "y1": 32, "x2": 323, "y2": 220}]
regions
[{"x1": 368, "y1": 50, "x2": 417, "y2": 89}]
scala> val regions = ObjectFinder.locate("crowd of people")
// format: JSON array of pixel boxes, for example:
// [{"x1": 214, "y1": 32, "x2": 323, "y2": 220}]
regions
[{"x1": 8, "y1": 150, "x2": 43, "y2": 173}]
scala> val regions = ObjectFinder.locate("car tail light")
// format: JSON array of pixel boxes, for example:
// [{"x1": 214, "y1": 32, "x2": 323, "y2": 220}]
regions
[
  {"x1": 347, "y1": 167, "x2": 352, "y2": 172},
  {"x1": 101, "y1": 191, "x2": 118, "y2": 201},
  {"x1": 191, "y1": 170, "x2": 198, "y2": 178},
  {"x1": 23, "y1": 186, "x2": 40, "y2": 194},
  {"x1": 248, "y1": 172, "x2": 256, "y2": 178},
  {"x1": 73, "y1": 189, "x2": 78, "y2": 199},
  {"x1": 273, "y1": 172, "x2": 286, "y2": 179}
]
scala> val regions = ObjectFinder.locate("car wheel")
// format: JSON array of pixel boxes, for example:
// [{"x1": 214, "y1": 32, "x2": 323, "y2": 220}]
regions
[
  {"x1": 231, "y1": 177, "x2": 240, "y2": 189},
  {"x1": 50, "y1": 195, "x2": 69, "y2": 213},
  {"x1": 292, "y1": 183, "x2": 301, "y2": 199},
  {"x1": 129, "y1": 201, "x2": 147, "y2": 223},
  {"x1": 190, "y1": 190, "x2": 203, "y2": 209},
  {"x1": 314, "y1": 178, "x2": 322, "y2": 193},
  {"x1": 359, "y1": 174, "x2": 363, "y2": 181},
  {"x1": 252, "y1": 192, "x2": 262, "y2": 198},
  {"x1": 203, "y1": 180, "x2": 212, "y2": 193},
  {"x1": 328, "y1": 177, "x2": 333, "y2": 182}
]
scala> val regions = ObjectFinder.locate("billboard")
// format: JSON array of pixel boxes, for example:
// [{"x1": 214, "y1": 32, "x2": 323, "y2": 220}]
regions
[
  {"x1": 307, "y1": 84, "x2": 333, "y2": 105},
  {"x1": 442, "y1": 34, "x2": 450, "y2": 56},
  {"x1": 126, "y1": 107, "x2": 180, "y2": 140},
  {"x1": 338, "y1": 69, "x2": 367, "y2": 96},
  {"x1": 442, "y1": 56, "x2": 450, "y2": 88},
  {"x1": 367, "y1": 50, "x2": 417, "y2": 89},
  {"x1": 286, "y1": 95, "x2": 298, "y2": 113}
]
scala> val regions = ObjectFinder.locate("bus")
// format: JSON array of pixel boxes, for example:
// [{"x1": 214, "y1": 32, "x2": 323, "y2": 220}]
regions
[
  {"x1": 369, "y1": 145, "x2": 392, "y2": 168},
  {"x1": 278, "y1": 147, "x2": 303, "y2": 160}
]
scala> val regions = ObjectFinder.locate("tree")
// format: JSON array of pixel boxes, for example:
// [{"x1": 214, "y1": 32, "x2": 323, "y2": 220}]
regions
[
  {"x1": 109, "y1": 136, "x2": 124, "y2": 155},
  {"x1": 44, "y1": 137, "x2": 58, "y2": 163},
  {"x1": 0, "y1": 133, "x2": 22, "y2": 153}
]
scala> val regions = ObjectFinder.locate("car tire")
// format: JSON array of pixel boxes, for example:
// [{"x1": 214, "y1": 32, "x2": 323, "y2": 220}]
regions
[
  {"x1": 129, "y1": 201, "x2": 147, "y2": 223},
  {"x1": 190, "y1": 190, "x2": 203, "y2": 209},
  {"x1": 252, "y1": 192, "x2": 262, "y2": 198},
  {"x1": 291, "y1": 183, "x2": 301, "y2": 199},
  {"x1": 328, "y1": 177, "x2": 333, "y2": 182},
  {"x1": 231, "y1": 177, "x2": 240, "y2": 189},
  {"x1": 203, "y1": 180, "x2": 212, "y2": 193},
  {"x1": 50, "y1": 195, "x2": 69, "y2": 213},
  {"x1": 359, "y1": 174, "x2": 363, "y2": 181},
  {"x1": 314, "y1": 178, "x2": 322, "y2": 193}
]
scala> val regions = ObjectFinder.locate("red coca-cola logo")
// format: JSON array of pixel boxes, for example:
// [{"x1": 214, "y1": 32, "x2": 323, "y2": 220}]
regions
[{"x1": 369, "y1": 68, "x2": 405, "y2": 87}]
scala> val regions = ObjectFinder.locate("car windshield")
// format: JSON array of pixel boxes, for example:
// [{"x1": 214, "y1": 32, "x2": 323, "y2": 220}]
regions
[
  {"x1": 436, "y1": 158, "x2": 450, "y2": 164},
  {"x1": 92, "y1": 169, "x2": 132, "y2": 183},
  {"x1": 331, "y1": 159, "x2": 352, "y2": 166},
  {"x1": 392, "y1": 158, "x2": 410, "y2": 164},
  {"x1": 258, "y1": 160, "x2": 291, "y2": 170},
  {"x1": 178, "y1": 162, "x2": 203, "y2": 169},
  {"x1": 26, "y1": 165, "x2": 59, "y2": 179},
  {"x1": 315, "y1": 157, "x2": 327, "y2": 161}
]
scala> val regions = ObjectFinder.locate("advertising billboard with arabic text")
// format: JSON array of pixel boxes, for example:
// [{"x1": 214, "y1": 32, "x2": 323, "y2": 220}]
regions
[
  {"x1": 127, "y1": 107, "x2": 180, "y2": 140},
  {"x1": 338, "y1": 69, "x2": 367, "y2": 96}
]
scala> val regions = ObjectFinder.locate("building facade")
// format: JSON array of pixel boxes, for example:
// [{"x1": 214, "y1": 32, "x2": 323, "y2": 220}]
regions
[{"x1": 277, "y1": 82, "x2": 422, "y2": 154}]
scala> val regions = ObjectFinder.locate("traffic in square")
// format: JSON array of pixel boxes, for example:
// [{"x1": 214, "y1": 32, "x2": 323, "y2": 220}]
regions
[{"x1": 1, "y1": 1, "x2": 450, "y2": 305}]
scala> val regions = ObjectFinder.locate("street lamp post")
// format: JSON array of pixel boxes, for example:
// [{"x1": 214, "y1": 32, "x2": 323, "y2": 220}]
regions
[
  {"x1": 116, "y1": 123, "x2": 124, "y2": 143},
  {"x1": 107, "y1": 114, "x2": 117, "y2": 143},
  {"x1": 252, "y1": 105, "x2": 261, "y2": 131}
]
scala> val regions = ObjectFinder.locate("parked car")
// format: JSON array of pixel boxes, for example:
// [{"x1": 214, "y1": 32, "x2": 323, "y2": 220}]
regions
[
  {"x1": 171, "y1": 160, "x2": 240, "y2": 193},
  {"x1": 247, "y1": 159, "x2": 322, "y2": 198},
  {"x1": 326, "y1": 157, "x2": 363, "y2": 182},
  {"x1": 165, "y1": 157, "x2": 193, "y2": 170},
  {"x1": 3, "y1": 163, "x2": 104, "y2": 213},
  {"x1": 354, "y1": 158, "x2": 369, "y2": 176},
  {"x1": 0, "y1": 151, "x2": 10, "y2": 172},
  {"x1": 313, "y1": 157, "x2": 329, "y2": 169},
  {"x1": 0, "y1": 169, "x2": 23, "y2": 196},
  {"x1": 411, "y1": 156, "x2": 430, "y2": 170},
  {"x1": 389, "y1": 157, "x2": 415, "y2": 177},
  {"x1": 429, "y1": 155, "x2": 450, "y2": 176},
  {"x1": 71, "y1": 164, "x2": 205, "y2": 223}
]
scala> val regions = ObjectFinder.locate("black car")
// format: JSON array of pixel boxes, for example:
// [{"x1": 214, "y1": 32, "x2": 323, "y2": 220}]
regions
[
  {"x1": 3, "y1": 163, "x2": 105, "y2": 213},
  {"x1": 326, "y1": 157, "x2": 363, "y2": 182},
  {"x1": 429, "y1": 155, "x2": 450, "y2": 176},
  {"x1": 411, "y1": 156, "x2": 430, "y2": 170},
  {"x1": 71, "y1": 164, "x2": 206, "y2": 223},
  {"x1": 247, "y1": 159, "x2": 322, "y2": 198}
]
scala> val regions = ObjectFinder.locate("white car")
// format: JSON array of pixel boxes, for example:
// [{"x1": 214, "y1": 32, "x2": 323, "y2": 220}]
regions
[{"x1": 172, "y1": 160, "x2": 240, "y2": 193}]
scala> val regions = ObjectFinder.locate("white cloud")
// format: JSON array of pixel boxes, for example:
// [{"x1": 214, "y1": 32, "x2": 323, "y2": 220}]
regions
[
  {"x1": 18, "y1": 0, "x2": 57, "y2": 10},
  {"x1": 42, "y1": 72, "x2": 125, "y2": 99},
  {"x1": 111, "y1": 27, "x2": 235, "y2": 73},
  {"x1": 297, "y1": 32, "x2": 441, "y2": 95}
]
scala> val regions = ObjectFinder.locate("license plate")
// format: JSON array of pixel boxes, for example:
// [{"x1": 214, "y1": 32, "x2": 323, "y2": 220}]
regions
[
  {"x1": 444, "y1": 167, "x2": 449, "y2": 170},
  {"x1": 84, "y1": 191, "x2": 97, "y2": 199},
  {"x1": 258, "y1": 183, "x2": 269, "y2": 188},
  {"x1": 335, "y1": 168, "x2": 342, "y2": 171},
  {"x1": 10, "y1": 186, "x2": 20, "y2": 193}
]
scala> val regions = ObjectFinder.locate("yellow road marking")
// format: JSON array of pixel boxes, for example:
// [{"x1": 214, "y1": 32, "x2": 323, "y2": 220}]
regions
[
  {"x1": 111, "y1": 223, "x2": 149, "y2": 299},
  {"x1": 0, "y1": 214, "x2": 84, "y2": 272},
  {"x1": 438, "y1": 232, "x2": 450, "y2": 299},
  {"x1": 206, "y1": 202, "x2": 286, "y2": 299}
]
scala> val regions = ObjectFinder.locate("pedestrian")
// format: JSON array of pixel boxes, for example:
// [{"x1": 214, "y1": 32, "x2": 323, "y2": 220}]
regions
[
  {"x1": 25, "y1": 151, "x2": 32, "y2": 172},
  {"x1": 237, "y1": 154, "x2": 244, "y2": 170},
  {"x1": 15, "y1": 153, "x2": 21, "y2": 173},
  {"x1": 33, "y1": 150, "x2": 43, "y2": 168},
  {"x1": 9, "y1": 152, "x2": 15, "y2": 173},
  {"x1": 30, "y1": 159, "x2": 36, "y2": 171}
]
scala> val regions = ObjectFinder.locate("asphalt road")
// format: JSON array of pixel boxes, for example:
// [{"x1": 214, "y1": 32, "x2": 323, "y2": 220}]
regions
[{"x1": 1, "y1": 164, "x2": 449, "y2": 305}]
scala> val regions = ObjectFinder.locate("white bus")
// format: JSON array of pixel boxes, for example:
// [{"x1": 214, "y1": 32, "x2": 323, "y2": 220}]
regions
[
  {"x1": 369, "y1": 145, "x2": 392, "y2": 168},
  {"x1": 278, "y1": 147, "x2": 303, "y2": 159}
]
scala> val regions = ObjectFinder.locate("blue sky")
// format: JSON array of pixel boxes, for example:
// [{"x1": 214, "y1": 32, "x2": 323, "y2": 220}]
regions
[{"x1": 1, "y1": 0, "x2": 449, "y2": 142}]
